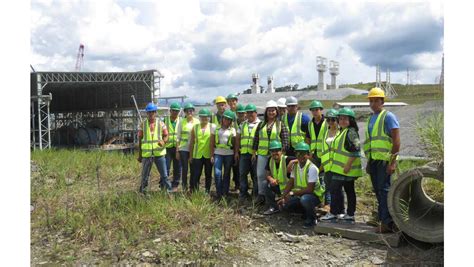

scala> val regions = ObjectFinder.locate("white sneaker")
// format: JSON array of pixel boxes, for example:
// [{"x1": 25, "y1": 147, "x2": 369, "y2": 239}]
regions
[
  {"x1": 339, "y1": 214, "x2": 355, "y2": 221},
  {"x1": 320, "y1": 213, "x2": 337, "y2": 221}
]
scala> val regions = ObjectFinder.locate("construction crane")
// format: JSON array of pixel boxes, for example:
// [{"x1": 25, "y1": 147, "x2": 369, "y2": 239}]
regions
[{"x1": 75, "y1": 44, "x2": 85, "y2": 71}]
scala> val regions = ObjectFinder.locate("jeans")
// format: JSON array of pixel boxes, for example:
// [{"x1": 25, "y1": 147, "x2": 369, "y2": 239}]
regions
[
  {"x1": 330, "y1": 179, "x2": 356, "y2": 216},
  {"x1": 256, "y1": 155, "x2": 270, "y2": 196},
  {"x1": 232, "y1": 160, "x2": 240, "y2": 190},
  {"x1": 140, "y1": 156, "x2": 171, "y2": 192},
  {"x1": 264, "y1": 184, "x2": 282, "y2": 209},
  {"x1": 239, "y1": 153, "x2": 258, "y2": 198},
  {"x1": 282, "y1": 194, "x2": 321, "y2": 223},
  {"x1": 166, "y1": 147, "x2": 182, "y2": 188},
  {"x1": 326, "y1": 172, "x2": 343, "y2": 214},
  {"x1": 179, "y1": 151, "x2": 190, "y2": 190},
  {"x1": 369, "y1": 160, "x2": 393, "y2": 225},
  {"x1": 190, "y1": 157, "x2": 212, "y2": 193},
  {"x1": 214, "y1": 154, "x2": 233, "y2": 198}
]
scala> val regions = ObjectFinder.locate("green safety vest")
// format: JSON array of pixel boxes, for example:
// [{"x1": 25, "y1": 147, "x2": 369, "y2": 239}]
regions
[
  {"x1": 141, "y1": 119, "x2": 166, "y2": 157},
  {"x1": 192, "y1": 123, "x2": 211, "y2": 159},
  {"x1": 164, "y1": 116, "x2": 180, "y2": 148},
  {"x1": 284, "y1": 112, "x2": 306, "y2": 148},
  {"x1": 211, "y1": 113, "x2": 222, "y2": 128},
  {"x1": 178, "y1": 117, "x2": 200, "y2": 150},
  {"x1": 270, "y1": 155, "x2": 288, "y2": 191},
  {"x1": 308, "y1": 119, "x2": 327, "y2": 156},
  {"x1": 257, "y1": 121, "x2": 281, "y2": 156},
  {"x1": 292, "y1": 160, "x2": 325, "y2": 201},
  {"x1": 363, "y1": 110, "x2": 393, "y2": 161},
  {"x1": 329, "y1": 128, "x2": 363, "y2": 177},
  {"x1": 320, "y1": 128, "x2": 339, "y2": 172},
  {"x1": 214, "y1": 127, "x2": 234, "y2": 150},
  {"x1": 240, "y1": 121, "x2": 258, "y2": 154}
]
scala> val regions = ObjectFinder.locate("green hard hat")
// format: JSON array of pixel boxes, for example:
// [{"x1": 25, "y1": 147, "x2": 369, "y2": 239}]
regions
[
  {"x1": 309, "y1": 100, "x2": 323, "y2": 110},
  {"x1": 198, "y1": 108, "x2": 212, "y2": 117},
  {"x1": 245, "y1": 103, "x2": 257, "y2": 112},
  {"x1": 326, "y1": 108, "x2": 338, "y2": 118},
  {"x1": 338, "y1": 107, "x2": 355, "y2": 118},
  {"x1": 183, "y1": 103, "x2": 195, "y2": 110},
  {"x1": 269, "y1": 140, "x2": 282, "y2": 151},
  {"x1": 226, "y1": 93, "x2": 238, "y2": 100},
  {"x1": 223, "y1": 109, "x2": 236, "y2": 120},
  {"x1": 294, "y1": 142, "x2": 310, "y2": 152},
  {"x1": 236, "y1": 103, "x2": 246, "y2": 113},
  {"x1": 170, "y1": 102, "x2": 181, "y2": 111}
]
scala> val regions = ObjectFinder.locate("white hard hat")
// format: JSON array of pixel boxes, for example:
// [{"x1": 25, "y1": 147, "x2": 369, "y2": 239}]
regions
[
  {"x1": 277, "y1": 98, "x2": 287, "y2": 108},
  {"x1": 265, "y1": 100, "x2": 278, "y2": 109},
  {"x1": 286, "y1": 96, "x2": 298, "y2": 106}
]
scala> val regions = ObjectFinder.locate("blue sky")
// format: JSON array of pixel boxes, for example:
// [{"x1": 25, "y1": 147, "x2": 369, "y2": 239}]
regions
[{"x1": 30, "y1": 0, "x2": 444, "y2": 102}]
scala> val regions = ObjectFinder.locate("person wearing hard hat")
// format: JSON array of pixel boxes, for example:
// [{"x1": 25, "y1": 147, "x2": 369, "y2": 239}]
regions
[
  {"x1": 277, "y1": 142, "x2": 325, "y2": 228},
  {"x1": 137, "y1": 102, "x2": 172, "y2": 193},
  {"x1": 226, "y1": 94, "x2": 240, "y2": 192},
  {"x1": 321, "y1": 108, "x2": 362, "y2": 223},
  {"x1": 164, "y1": 102, "x2": 182, "y2": 191},
  {"x1": 252, "y1": 100, "x2": 289, "y2": 206},
  {"x1": 364, "y1": 87, "x2": 400, "y2": 233},
  {"x1": 235, "y1": 103, "x2": 260, "y2": 201},
  {"x1": 277, "y1": 97, "x2": 287, "y2": 119},
  {"x1": 210, "y1": 109, "x2": 237, "y2": 200},
  {"x1": 188, "y1": 108, "x2": 213, "y2": 193},
  {"x1": 230, "y1": 103, "x2": 247, "y2": 192},
  {"x1": 235, "y1": 103, "x2": 247, "y2": 125},
  {"x1": 212, "y1": 96, "x2": 227, "y2": 128},
  {"x1": 282, "y1": 96, "x2": 311, "y2": 157},
  {"x1": 176, "y1": 103, "x2": 200, "y2": 191},
  {"x1": 262, "y1": 140, "x2": 296, "y2": 215}
]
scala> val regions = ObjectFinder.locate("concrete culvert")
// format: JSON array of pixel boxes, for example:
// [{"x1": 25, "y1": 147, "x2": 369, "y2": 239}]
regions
[{"x1": 388, "y1": 162, "x2": 444, "y2": 243}]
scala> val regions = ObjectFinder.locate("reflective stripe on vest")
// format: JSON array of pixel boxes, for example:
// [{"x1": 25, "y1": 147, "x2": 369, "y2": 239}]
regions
[
  {"x1": 284, "y1": 112, "x2": 306, "y2": 147},
  {"x1": 141, "y1": 119, "x2": 166, "y2": 157},
  {"x1": 215, "y1": 127, "x2": 234, "y2": 150},
  {"x1": 320, "y1": 128, "x2": 339, "y2": 172},
  {"x1": 292, "y1": 160, "x2": 325, "y2": 201},
  {"x1": 257, "y1": 122, "x2": 281, "y2": 156},
  {"x1": 308, "y1": 119, "x2": 327, "y2": 155},
  {"x1": 164, "y1": 116, "x2": 180, "y2": 148},
  {"x1": 363, "y1": 109, "x2": 393, "y2": 161},
  {"x1": 192, "y1": 123, "x2": 211, "y2": 159},
  {"x1": 330, "y1": 128, "x2": 363, "y2": 177},
  {"x1": 240, "y1": 121, "x2": 258, "y2": 154},
  {"x1": 212, "y1": 113, "x2": 221, "y2": 128},
  {"x1": 270, "y1": 155, "x2": 288, "y2": 191},
  {"x1": 179, "y1": 117, "x2": 200, "y2": 149}
]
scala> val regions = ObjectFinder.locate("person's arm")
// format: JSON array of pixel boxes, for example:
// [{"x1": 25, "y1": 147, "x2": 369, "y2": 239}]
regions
[
  {"x1": 251, "y1": 122, "x2": 261, "y2": 161},
  {"x1": 293, "y1": 165, "x2": 317, "y2": 196},
  {"x1": 280, "y1": 123, "x2": 289, "y2": 153},
  {"x1": 137, "y1": 129, "x2": 143, "y2": 162},
  {"x1": 234, "y1": 130, "x2": 240, "y2": 164},
  {"x1": 188, "y1": 126, "x2": 195, "y2": 163},
  {"x1": 344, "y1": 128, "x2": 361, "y2": 174},
  {"x1": 277, "y1": 177, "x2": 295, "y2": 207},
  {"x1": 387, "y1": 128, "x2": 400, "y2": 174},
  {"x1": 266, "y1": 170, "x2": 277, "y2": 185},
  {"x1": 159, "y1": 122, "x2": 168, "y2": 147},
  {"x1": 210, "y1": 131, "x2": 216, "y2": 164}
]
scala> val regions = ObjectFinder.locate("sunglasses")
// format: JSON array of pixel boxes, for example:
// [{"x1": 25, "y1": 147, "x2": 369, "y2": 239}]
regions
[
  {"x1": 326, "y1": 117, "x2": 337, "y2": 122},
  {"x1": 296, "y1": 152, "x2": 307, "y2": 157}
]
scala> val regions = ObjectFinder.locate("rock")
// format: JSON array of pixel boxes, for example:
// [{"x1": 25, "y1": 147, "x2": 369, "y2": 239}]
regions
[
  {"x1": 255, "y1": 227, "x2": 260, "y2": 231},
  {"x1": 295, "y1": 259, "x2": 301, "y2": 264},
  {"x1": 370, "y1": 256, "x2": 384, "y2": 265},
  {"x1": 31, "y1": 205, "x2": 34, "y2": 212},
  {"x1": 142, "y1": 251, "x2": 153, "y2": 258},
  {"x1": 153, "y1": 238, "x2": 161, "y2": 243},
  {"x1": 302, "y1": 255, "x2": 309, "y2": 261},
  {"x1": 276, "y1": 232, "x2": 284, "y2": 237}
]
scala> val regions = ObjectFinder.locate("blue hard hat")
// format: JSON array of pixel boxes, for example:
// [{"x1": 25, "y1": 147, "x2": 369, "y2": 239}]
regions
[{"x1": 145, "y1": 102, "x2": 158, "y2": 112}]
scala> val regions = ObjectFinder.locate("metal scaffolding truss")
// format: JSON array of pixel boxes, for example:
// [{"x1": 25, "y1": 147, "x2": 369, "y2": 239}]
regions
[{"x1": 31, "y1": 94, "x2": 52, "y2": 150}]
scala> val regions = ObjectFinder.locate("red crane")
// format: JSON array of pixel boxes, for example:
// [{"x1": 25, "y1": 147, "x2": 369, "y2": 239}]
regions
[{"x1": 75, "y1": 44, "x2": 85, "y2": 71}]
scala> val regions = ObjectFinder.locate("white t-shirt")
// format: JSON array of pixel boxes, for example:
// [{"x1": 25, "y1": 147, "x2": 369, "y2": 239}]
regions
[
  {"x1": 237, "y1": 118, "x2": 261, "y2": 134},
  {"x1": 290, "y1": 161, "x2": 318, "y2": 183},
  {"x1": 212, "y1": 125, "x2": 236, "y2": 156}
]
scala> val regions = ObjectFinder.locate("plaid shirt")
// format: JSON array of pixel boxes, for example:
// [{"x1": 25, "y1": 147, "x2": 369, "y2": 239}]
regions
[{"x1": 252, "y1": 120, "x2": 289, "y2": 152}]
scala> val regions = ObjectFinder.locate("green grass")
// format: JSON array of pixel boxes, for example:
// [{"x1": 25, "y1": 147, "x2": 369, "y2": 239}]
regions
[{"x1": 31, "y1": 149, "x2": 247, "y2": 264}]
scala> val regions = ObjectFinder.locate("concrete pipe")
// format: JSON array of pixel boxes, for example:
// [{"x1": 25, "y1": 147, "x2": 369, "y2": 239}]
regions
[{"x1": 387, "y1": 162, "x2": 444, "y2": 243}]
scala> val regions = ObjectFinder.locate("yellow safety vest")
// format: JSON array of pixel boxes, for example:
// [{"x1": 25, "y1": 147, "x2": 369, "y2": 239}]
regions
[
  {"x1": 284, "y1": 112, "x2": 306, "y2": 148},
  {"x1": 141, "y1": 119, "x2": 166, "y2": 157},
  {"x1": 178, "y1": 117, "x2": 200, "y2": 150},
  {"x1": 214, "y1": 126, "x2": 234, "y2": 150},
  {"x1": 192, "y1": 123, "x2": 211, "y2": 159},
  {"x1": 363, "y1": 109, "x2": 393, "y2": 161},
  {"x1": 329, "y1": 128, "x2": 363, "y2": 177},
  {"x1": 320, "y1": 129, "x2": 339, "y2": 172},
  {"x1": 240, "y1": 121, "x2": 258, "y2": 154},
  {"x1": 211, "y1": 113, "x2": 222, "y2": 128},
  {"x1": 257, "y1": 121, "x2": 281, "y2": 156},
  {"x1": 270, "y1": 155, "x2": 288, "y2": 191},
  {"x1": 164, "y1": 115, "x2": 180, "y2": 148},
  {"x1": 308, "y1": 119, "x2": 327, "y2": 156},
  {"x1": 292, "y1": 160, "x2": 325, "y2": 201}
]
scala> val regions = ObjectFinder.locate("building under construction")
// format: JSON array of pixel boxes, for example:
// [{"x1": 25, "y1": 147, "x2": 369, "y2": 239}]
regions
[{"x1": 30, "y1": 70, "x2": 164, "y2": 151}]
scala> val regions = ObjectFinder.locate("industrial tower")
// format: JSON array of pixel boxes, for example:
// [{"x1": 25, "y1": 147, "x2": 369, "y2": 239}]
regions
[
  {"x1": 251, "y1": 73, "x2": 260, "y2": 94},
  {"x1": 75, "y1": 44, "x2": 85, "y2": 71},
  {"x1": 267, "y1": 76, "x2": 274, "y2": 93},
  {"x1": 329, "y1": 60, "x2": 339, "y2": 89},
  {"x1": 316, "y1": 56, "x2": 327, "y2": 91}
]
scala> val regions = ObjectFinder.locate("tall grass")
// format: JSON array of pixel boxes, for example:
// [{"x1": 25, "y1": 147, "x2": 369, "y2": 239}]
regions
[
  {"x1": 415, "y1": 111, "x2": 444, "y2": 162},
  {"x1": 31, "y1": 149, "x2": 247, "y2": 264}
]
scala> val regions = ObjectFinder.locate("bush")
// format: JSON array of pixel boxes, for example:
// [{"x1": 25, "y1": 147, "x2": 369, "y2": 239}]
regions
[{"x1": 415, "y1": 112, "x2": 444, "y2": 161}]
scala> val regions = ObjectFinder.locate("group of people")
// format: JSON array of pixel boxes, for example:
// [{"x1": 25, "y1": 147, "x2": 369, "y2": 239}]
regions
[{"x1": 136, "y1": 87, "x2": 400, "y2": 231}]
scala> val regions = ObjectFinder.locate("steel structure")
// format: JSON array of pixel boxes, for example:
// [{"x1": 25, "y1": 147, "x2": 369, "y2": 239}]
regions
[
  {"x1": 30, "y1": 69, "x2": 163, "y2": 150},
  {"x1": 251, "y1": 73, "x2": 260, "y2": 94},
  {"x1": 384, "y1": 69, "x2": 398, "y2": 98},
  {"x1": 75, "y1": 44, "x2": 84, "y2": 71},
  {"x1": 375, "y1": 65, "x2": 382, "y2": 88},
  {"x1": 329, "y1": 60, "x2": 339, "y2": 90},
  {"x1": 267, "y1": 76, "x2": 274, "y2": 93},
  {"x1": 316, "y1": 56, "x2": 327, "y2": 91}
]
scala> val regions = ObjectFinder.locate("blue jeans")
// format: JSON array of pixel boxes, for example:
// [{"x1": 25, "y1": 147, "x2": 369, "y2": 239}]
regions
[
  {"x1": 179, "y1": 151, "x2": 190, "y2": 190},
  {"x1": 190, "y1": 157, "x2": 212, "y2": 193},
  {"x1": 214, "y1": 154, "x2": 233, "y2": 198},
  {"x1": 256, "y1": 155, "x2": 270, "y2": 196},
  {"x1": 239, "y1": 153, "x2": 258, "y2": 198},
  {"x1": 283, "y1": 194, "x2": 321, "y2": 224},
  {"x1": 166, "y1": 147, "x2": 182, "y2": 188},
  {"x1": 369, "y1": 160, "x2": 393, "y2": 225},
  {"x1": 140, "y1": 156, "x2": 171, "y2": 192}
]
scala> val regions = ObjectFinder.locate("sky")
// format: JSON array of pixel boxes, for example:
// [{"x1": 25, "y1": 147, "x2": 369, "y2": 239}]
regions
[{"x1": 30, "y1": 0, "x2": 444, "y2": 102}]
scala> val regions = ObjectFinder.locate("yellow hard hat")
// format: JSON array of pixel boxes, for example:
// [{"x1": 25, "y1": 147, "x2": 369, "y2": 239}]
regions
[
  {"x1": 215, "y1": 96, "x2": 227, "y2": 104},
  {"x1": 367, "y1": 87, "x2": 385, "y2": 98}
]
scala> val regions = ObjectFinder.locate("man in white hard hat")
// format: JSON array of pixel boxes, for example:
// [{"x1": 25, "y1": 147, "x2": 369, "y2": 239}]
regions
[
  {"x1": 277, "y1": 97, "x2": 287, "y2": 119},
  {"x1": 281, "y1": 96, "x2": 310, "y2": 157}
]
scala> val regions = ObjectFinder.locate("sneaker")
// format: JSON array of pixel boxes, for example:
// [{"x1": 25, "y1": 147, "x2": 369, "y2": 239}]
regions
[
  {"x1": 339, "y1": 214, "x2": 355, "y2": 222},
  {"x1": 303, "y1": 220, "x2": 316, "y2": 229},
  {"x1": 263, "y1": 207, "x2": 280, "y2": 215},
  {"x1": 320, "y1": 213, "x2": 337, "y2": 221}
]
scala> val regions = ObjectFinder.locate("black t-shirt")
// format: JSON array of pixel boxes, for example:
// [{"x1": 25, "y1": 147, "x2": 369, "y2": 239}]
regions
[
  {"x1": 305, "y1": 115, "x2": 325, "y2": 139},
  {"x1": 265, "y1": 156, "x2": 296, "y2": 179}
]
